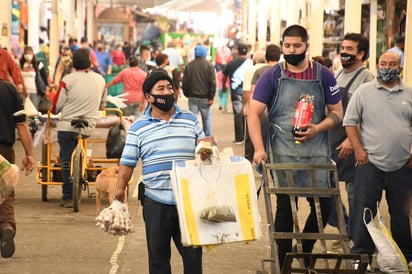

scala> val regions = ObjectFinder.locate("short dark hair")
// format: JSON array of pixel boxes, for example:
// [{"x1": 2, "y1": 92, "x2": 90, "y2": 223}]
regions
[
  {"x1": 282, "y1": 25, "x2": 308, "y2": 43},
  {"x1": 128, "y1": 56, "x2": 139, "y2": 67},
  {"x1": 80, "y1": 37, "x2": 88, "y2": 44},
  {"x1": 72, "y1": 48, "x2": 91, "y2": 70},
  {"x1": 155, "y1": 53, "x2": 168, "y2": 66},
  {"x1": 265, "y1": 44, "x2": 281, "y2": 62},
  {"x1": 343, "y1": 33, "x2": 370, "y2": 61},
  {"x1": 140, "y1": 45, "x2": 151, "y2": 54}
]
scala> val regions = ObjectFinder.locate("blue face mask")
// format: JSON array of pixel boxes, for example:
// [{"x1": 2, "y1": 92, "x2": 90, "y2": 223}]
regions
[{"x1": 377, "y1": 68, "x2": 400, "y2": 83}]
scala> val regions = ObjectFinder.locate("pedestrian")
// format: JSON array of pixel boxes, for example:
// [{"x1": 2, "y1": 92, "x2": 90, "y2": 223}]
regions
[
  {"x1": 111, "y1": 43, "x2": 127, "y2": 68},
  {"x1": 53, "y1": 46, "x2": 73, "y2": 87},
  {"x1": 242, "y1": 50, "x2": 267, "y2": 161},
  {"x1": 343, "y1": 51, "x2": 412, "y2": 270},
  {"x1": 114, "y1": 70, "x2": 206, "y2": 274},
  {"x1": 0, "y1": 47, "x2": 25, "y2": 96},
  {"x1": 244, "y1": 44, "x2": 281, "y2": 163},
  {"x1": 327, "y1": 33, "x2": 374, "y2": 248},
  {"x1": 155, "y1": 53, "x2": 180, "y2": 102},
  {"x1": 216, "y1": 69, "x2": 229, "y2": 113},
  {"x1": 95, "y1": 41, "x2": 112, "y2": 76},
  {"x1": 182, "y1": 45, "x2": 216, "y2": 136},
  {"x1": 222, "y1": 43, "x2": 253, "y2": 144},
  {"x1": 0, "y1": 79, "x2": 35, "y2": 258},
  {"x1": 247, "y1": 24, "x2": 343, "y2": 269},
  {"x1": 19, "y1": 46, "x2": 50, "y2": 109},
  {"x1": 387, "y1": 36, "x2": 404, "y2": 67},
  {"x1": 137, "y1": 45, "x2": 152, "y2": 73},
  {"x1": 162, "y1": 40, "x2": 184, "y2": 73},
  {"x1": 106, "y1": 56, "x2": 147, "y2": 117},
  {"x1": 51, "y1": 48, "x2": 106, "y2": 208}
]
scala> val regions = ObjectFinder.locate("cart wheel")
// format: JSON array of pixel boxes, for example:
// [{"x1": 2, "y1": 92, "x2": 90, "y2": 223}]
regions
[
  {"x1": 72, "y1": 148, "x2": 83, "y2": 212},
  {"x1": 42, "y1": 185, "x2": 48, "y2": 201}
]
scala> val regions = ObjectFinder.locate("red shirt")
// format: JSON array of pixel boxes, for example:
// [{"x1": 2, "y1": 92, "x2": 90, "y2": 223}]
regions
[{"x1": 0, "y1": 49, "x2": 23, "y2": 86}]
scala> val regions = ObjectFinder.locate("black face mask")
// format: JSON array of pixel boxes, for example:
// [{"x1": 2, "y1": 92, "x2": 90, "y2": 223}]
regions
[
  {"x1": 340, "y1": 52, "x2": 357, "y2": 68},
  {"x1": 284, "y1": 51, "x2": 306, "y2": 66},
  {"x1": 150, "y1": 94, "x2": 175, "y2": 112}
]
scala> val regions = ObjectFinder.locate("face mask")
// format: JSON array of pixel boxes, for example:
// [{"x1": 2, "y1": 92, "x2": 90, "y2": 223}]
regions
[
  {"x1": 377, "y1": 68, "x2": 400, "y2": 83},
  {"x1": 283, "y1": 51, "x2": 306, "y2": 66},
  {"x1": 340, "y1": 53, "x2": 356, "y2": 68},
  {"x1": 150, "y1": 93, "x2": 175, "y2": 112},
  {"x1": 24, "y1": 54, "x2": 33, "y2": 61}
]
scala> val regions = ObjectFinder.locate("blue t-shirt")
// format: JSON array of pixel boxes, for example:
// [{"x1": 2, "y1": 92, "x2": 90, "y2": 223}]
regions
[
  {"x1": 120, "y1": 105, "x2": 205, "y2": 205},
  {"x1": 95, "y1": 51, "x2": 113, "y2": 74},
  {"x1": 253, "y1": 62, "x2": 340, "y2": 109}
]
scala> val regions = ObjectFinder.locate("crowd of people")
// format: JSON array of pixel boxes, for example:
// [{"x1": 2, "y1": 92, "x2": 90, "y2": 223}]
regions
[{"x1": 0, "y1": 23, "x2": 411, "y2": 273}]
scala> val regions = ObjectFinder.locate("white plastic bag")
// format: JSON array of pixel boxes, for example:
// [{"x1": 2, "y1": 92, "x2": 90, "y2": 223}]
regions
[
  {"x1": 363, "y1": 204, "x2": 409, "y2": 273},
  {"x1": 24, "y1": 97, "x2": 38, "y2": 117}
]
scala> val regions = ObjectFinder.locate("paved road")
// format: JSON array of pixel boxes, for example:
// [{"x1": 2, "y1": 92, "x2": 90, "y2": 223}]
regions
[
  {"x1": 1, "y1": 98, "x2": 271, "y2": 274},
  {"x1": 1, "y1": 97, "x2": 388, "y2": 273}
]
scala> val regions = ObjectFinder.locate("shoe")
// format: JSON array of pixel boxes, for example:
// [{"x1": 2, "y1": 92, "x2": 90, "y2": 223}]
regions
[
  {"x1": 1, "y1": 226, "x2": 15, "y2": 258},
  {"x1": 219, "y1": 106, "x2": 222, "y2": 110},
  {"x1": 232, "y1": 140, "x2": 244, "y2": 145},
  {"x1": 59, "y1": 199, "x2": 73, "y2": 208}
]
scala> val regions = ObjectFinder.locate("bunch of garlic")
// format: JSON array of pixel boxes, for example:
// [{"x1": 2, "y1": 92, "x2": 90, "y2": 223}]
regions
[{"x1": 95, "y1": 200, "x2": 134, "y2": 236}]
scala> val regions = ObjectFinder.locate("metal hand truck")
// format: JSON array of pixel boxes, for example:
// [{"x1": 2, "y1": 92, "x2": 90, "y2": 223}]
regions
[{"x1": 257, "y1": 162, "x2": 369, "y2": 274}]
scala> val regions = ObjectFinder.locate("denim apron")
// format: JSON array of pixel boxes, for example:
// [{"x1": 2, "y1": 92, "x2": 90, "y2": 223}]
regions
[{"x1": 269, "y1": 62, "x2": 330, "y2": 189}]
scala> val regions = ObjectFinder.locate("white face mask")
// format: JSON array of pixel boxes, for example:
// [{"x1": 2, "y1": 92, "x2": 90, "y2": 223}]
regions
[{"x1": 24, "y1": 54, "x2": 33, "y2": 61}]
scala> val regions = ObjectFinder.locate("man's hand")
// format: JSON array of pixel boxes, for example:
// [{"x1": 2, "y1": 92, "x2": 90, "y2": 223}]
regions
[
  {"x1": 293, "y1": 123, "x2": 319, "y2": 143},
  {"x1": 21, "y1": 155, "x2": 35, "y2": 176},
  {"x1": 336, "y1": 138, "x2": 353, "y2": 159},
  {"x1": 354, "y1": 148, "x2": 368, "y2": 165}
]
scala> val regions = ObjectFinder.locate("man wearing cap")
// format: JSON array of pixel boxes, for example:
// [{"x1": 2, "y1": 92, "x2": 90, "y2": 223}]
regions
[
  {"x1": 182, "y1": 45, "x2": 216, "y2": 136},
  {"x1": 222, "y1": 43, "x2": 253, "y2": 144},
  {"x1": 52, "y1": 48, "x2": 106, "y2": 208},
  {"x1": 114, "y1": 71, "x2": 206, "y2": 274}
]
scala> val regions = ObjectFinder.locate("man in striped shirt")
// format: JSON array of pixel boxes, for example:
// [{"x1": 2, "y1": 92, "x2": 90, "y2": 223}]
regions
[{"x1": 115, "y1": 71, "x2": 205, "y2": 274}]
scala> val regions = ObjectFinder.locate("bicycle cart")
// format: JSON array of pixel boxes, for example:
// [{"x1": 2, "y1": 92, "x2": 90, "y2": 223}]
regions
[
  {"x1": 257, "y1": 161, "x2": 369, "y2": 274},
  {"x1": 35, "y1": 108, "x2": 130, "y2": 211}
]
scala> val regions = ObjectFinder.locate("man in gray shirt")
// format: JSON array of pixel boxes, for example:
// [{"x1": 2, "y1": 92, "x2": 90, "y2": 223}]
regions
[
  {"x1": 328, "y1": 33, "x2": 374, "y2": 245},
  {"x1": 343, "y1": 51, "x2": 412, "y2": 269}
]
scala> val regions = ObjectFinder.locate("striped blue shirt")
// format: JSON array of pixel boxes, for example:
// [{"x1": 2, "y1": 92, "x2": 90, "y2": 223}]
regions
[{"x1": 120, "y1": 104, "x2": 205, "y2": 204}]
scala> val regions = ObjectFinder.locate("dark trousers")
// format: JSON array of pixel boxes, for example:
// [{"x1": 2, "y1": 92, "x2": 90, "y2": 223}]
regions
[
  {"x1": 230, "y1": 93, "x2": 244, "y2": 142},
  {"x1": 275, "y1": 194, "x2": 332, "y2": 268},
  {"x1": 142, "y1": 196, "x2": 202, "y2": 274},
  {"x1": 351, "y1": 162, "x2": 412, "y2": 262},
  {"x1": 0, "y1": 146, "x2": 16, "y2": 232},
  {"x1": 57, "y1": 131, "x2": 78, "y2": 200}
]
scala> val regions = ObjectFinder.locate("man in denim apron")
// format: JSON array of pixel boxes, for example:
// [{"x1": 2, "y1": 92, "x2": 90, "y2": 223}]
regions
[{"x1": 248, "y1": 25, "x2": 343, "y2": 269}]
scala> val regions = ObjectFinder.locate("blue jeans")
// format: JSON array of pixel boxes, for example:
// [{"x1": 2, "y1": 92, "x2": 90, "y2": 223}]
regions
[
  {"x1": 57, "y1": 131, "x2": 78, "y2": 200},
  {"x1": 188, "y1": 97, "x2": 212, "y2": 136},
  {"x1": 230, "y1": 93, "x2": 244, "y2": 142},
  {"x1": 143, "y1": 196, "x2": 202, "y2": 274},
  {"x1": 351, "y1": 162, "x2": 412, "y2": 262}
]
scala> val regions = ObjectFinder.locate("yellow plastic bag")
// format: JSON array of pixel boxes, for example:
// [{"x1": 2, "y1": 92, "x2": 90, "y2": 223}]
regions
[{"x1": 363, "y1": 204, "x2": 409, "y2": 273}]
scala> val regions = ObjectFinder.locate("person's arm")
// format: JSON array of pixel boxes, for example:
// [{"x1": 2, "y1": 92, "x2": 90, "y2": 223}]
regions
[
  {"x1": 114, "y1": 165, "x2": 134, "y2": 202},
  {"x1": 247, "y1": 99, "x2": 267, "y2": 165},
  {"x1": 208, "y1": 66, "x2": 216, "y2": 106},
  {"x1": 345, "y1": 125, "x2": 368, "y2": 165},
  {"x1": 16, "y1": 122, "x2": 35, "y2": 176},
  {"x1": 221, "y1": 73, "x2": 228, "y2": 93}
]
